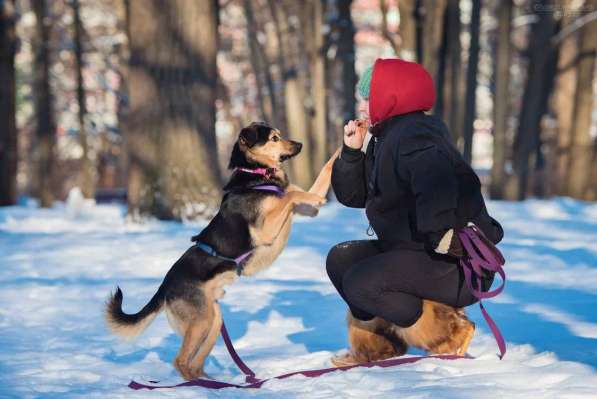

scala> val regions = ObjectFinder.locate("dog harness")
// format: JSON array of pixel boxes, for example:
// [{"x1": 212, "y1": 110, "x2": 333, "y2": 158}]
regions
[
  {"x1": 195, "y1": 183, "x2": 285, "y2": 275},
  {"x1": 195, "y1": 242, "x2": 252, "y2": 276}
]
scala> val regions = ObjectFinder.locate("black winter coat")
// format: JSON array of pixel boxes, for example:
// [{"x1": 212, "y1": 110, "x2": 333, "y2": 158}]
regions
[{"x1": 332, "y1": 111, "x2": 504, "y2": 252}]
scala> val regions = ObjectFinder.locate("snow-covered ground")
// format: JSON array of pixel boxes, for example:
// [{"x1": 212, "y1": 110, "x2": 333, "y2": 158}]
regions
[{"x1": 1, "y1": 195, "x2": 596, "y2": 398}]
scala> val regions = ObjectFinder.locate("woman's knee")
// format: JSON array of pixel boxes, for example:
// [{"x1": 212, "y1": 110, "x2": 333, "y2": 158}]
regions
[
  {"x1": 343, "y1": 267, "x2": 423, "y2": 328},
  {"x1": 325, "y1": 241, "x2": 354, "y2": 284},
  {"x1": 341, "y1": 265, "x2": 376, "y2": 307}
]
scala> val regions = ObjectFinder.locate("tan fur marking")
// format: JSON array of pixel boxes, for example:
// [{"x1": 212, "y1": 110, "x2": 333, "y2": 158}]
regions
[
  {"x1": 188, "y1": 302, "x2": 223, "y2": 378},
  {"x1": 203, "y1": 271, "x2": 238, "y2": 300},
  {"x1": 243, "y1": 130, "x2": 298, "y2": 169},
  {"x1": 173, "y1": 308, "x2": 213, "y2": 381},
  {"x1": 308, "y1": 147, "x2": 340, "y2": 197},
  {"x1": 250, "y1": 191, "x2": 324, "y2": 247}
]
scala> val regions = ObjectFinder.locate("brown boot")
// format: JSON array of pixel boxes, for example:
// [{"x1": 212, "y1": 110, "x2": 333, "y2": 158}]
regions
[
  {"x1": 331, "y1": 311, "x2": 408, "y2": 367},
  {"x1": 392, "y1": 300, "x2": 475, "y2": 356}
]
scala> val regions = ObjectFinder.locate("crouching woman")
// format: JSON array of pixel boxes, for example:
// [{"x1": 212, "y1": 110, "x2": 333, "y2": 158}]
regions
[{"x1": 327, "y1": 59, "x2": 504, "y2": 365}]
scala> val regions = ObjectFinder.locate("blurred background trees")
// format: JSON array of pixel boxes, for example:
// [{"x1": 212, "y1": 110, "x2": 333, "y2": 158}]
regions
[
  {"x1": 0, "y1": 0, "x2": 17, "y2": 206},
  {"x1": 0, "y1": 0, "x2": 595, "y2": 220},
  {"x1": 123, "y1": 0, "x2": 221, "y2": 220}
]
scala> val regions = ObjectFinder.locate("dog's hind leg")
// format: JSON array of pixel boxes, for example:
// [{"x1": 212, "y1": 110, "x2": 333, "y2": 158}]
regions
[
  {"x1": 188, "y1": 303, "x2": 221, "y2": 378},
  {"x1": 188, "y1": 302, "x2": 222, "y2": 379},
  {"x1": 173, "y1": 318, "x2": 211, "y2": 381}
]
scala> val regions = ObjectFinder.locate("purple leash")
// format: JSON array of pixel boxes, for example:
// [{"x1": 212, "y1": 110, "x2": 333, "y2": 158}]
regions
[
  {"x1": 458, "y1": 224, "x2": 507, "y2": 359},
  {"x1": 129, "y1": 200, "x2": 503, "y2": 391},
  {"x1": 129, "y1": 332, "x2": 465, "y2": 391}
]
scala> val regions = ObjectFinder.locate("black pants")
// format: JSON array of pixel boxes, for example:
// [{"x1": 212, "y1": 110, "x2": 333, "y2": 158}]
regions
[{"x1": 326, "y1": 240, "x2": 494, "y2": 327}]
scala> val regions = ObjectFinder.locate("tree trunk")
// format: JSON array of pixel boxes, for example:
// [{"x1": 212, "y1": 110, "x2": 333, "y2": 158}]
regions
[
  {"x1": 567, "y1": 2, "x2": 596, "y2": 199},
  {"x1": 308, "y1": 0, "x2": 328, "y2": 168},
  {"x1": 124, "y1": 0, "x2": 222, "y2": 220},
  {"x1": 434, "y1": 0, "x2": 450, "y2": 118},
  {"x1": 32, "y1": 0, "x2": 56, "y2": 208},
  {"x1": 513, "y1": 0, "x2": 557, "y2": 200},
  {"x1": 462, "y1": 0, "x2": 480, "y2": 164},
  {"x1": 0, "y1": 0, "x2": 17, "y2": 206},
  {"x1": 380, "y1": 0, "x2": 400, "y2": 56},
  {"x1": 551, "y1": 0, "x2": 577, "y2": 196},
  {"x1": 589, "y1": 140, "x2": 597, "y2": 200},
  {"x1": 444, "y1": 0, "x2": 462, "y2": 145},
  {"x1": 266, "y1": 0, "x2": 288, "y2": 133},
  {"x1": 422, "y1": 0, "x2": 446, "y2": 88},
  {"x1": 243, "y1": 0, "x2": 279, "y2": 125},
  {"x1": 489, "y1": 0, "x2": 512, "y2": 199},
  {"x1": 72, "y1": 0, "x2": 95, "y2": 199},
  {"x1": 397, "y1": 0, "x2": 417, "y2": 61},
  {"x1": 269, "y1": 0, "x2": 314, "y2": 189},
  {"x1": 414, "y1": 0, "x2": 424, "y2": 62},
  {"x1": 284, "y1": 72, "x2": 313, "y2": 188},
  {"x1": 337, "y1": 0, "x2": 356, "y2": 126}
]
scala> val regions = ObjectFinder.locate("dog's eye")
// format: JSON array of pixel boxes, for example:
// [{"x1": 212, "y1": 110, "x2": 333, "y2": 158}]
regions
[{"x1": 271, "y1": 136, "x2": 280, "y2": 142}]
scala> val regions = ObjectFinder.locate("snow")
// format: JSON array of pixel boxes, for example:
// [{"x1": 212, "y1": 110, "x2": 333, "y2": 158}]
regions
[{"x1": 0, "y1": 197, "x2": 596, "y2": 398}]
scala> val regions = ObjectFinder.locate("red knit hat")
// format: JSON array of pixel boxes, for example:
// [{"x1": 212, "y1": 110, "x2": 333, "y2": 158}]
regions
[{"x1": 369, "y1": 59, "x2": 436, "y2": 125}]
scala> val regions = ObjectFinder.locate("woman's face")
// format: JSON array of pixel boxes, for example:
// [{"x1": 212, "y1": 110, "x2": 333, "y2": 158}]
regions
[{"x1": 358, "y1": 99, "x2": 370, "y2": 121}]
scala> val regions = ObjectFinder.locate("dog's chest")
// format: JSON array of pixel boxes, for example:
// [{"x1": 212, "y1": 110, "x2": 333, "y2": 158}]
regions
[
  {"x1": 242, "y1": 216, "x2": 292, "y2": 276},
  {"x1": 204, "y1": 270, "x2": 238, "y2": 301}
]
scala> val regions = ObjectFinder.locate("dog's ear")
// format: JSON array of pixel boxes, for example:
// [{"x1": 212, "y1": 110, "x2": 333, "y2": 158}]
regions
[
  {"x1": 239, "y1": 126, "x2": 259, "y2": 148},
  {"x1": 228, "y1": 142, "x2": 244, "y2": 169}
]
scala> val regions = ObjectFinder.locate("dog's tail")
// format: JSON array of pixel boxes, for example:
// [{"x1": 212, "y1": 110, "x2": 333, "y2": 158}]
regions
[{"x1": 105, "y1": 286, "x2": 165, "y2": 340}]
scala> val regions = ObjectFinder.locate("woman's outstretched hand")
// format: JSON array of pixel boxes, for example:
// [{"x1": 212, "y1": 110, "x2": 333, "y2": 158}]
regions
[{"x1": 343, "y1": 119, "x2": 369, "y2": 149}]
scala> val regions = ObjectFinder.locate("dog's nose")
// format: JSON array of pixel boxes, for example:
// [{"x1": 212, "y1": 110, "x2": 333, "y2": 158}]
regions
[{"x1": 293, "y1": 142, "x2": 303, "y2": 152}]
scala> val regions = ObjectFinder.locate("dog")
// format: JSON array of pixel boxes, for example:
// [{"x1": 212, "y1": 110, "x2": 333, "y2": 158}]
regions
[{"x1": 105, "y1": 122, "x2": 339, "y2": 381}]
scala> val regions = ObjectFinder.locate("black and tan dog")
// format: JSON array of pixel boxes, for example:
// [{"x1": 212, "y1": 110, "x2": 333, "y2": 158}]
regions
[{"x1": 105, "y1": 122, "x2": 339, "y2": 381}]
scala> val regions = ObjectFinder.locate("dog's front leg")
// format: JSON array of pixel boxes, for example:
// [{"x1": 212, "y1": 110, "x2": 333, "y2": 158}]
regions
[
  {"x1": 286, "y1": 148, "x2": 340, "y2": 216},
  {"x1": 252, "y1": 192, "x2": 325, "y2": 245},
  {"x1": 308, "y1": 148, "x2": 341, "y2": 197}
]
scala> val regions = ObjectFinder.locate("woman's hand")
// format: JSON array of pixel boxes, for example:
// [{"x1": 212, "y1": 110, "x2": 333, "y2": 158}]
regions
[{"x1": 343, "y1": 119, "x2": 369, "y2": 149}]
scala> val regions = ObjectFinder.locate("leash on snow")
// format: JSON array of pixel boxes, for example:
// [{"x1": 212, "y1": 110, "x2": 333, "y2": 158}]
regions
[
  {"x1": 129, "y1": 226, "x2": 506, "y2": 390},
  {"x1": 129, "y1": 321, "x2": 466, "y2": 390}
]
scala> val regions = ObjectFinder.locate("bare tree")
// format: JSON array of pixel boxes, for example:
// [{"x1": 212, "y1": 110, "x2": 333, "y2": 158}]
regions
[
  {"x1": 337, "y1": 0, "x2": 357, "y2": 129},
  {"x1": 380, "y1": 0, "x2": 400, "y2": 55},
  {"x1": 436, "y1": 0, "x2": 463, "y2": 145},
  {"x1": 489, "y1": 0, "x2": 513, "y2": 199},
  {"x1": 306, "y1": 0, "x2": 328, "y2": 170},
  {"x1": 124, "y1": 0, "x2": 222, "y2": 220},
  {"x1": 243, "y1": 0, "x2": 279, "y2": 125},
  {"x1": 267, "y1": 0, "x2": 314, "y2": 188},
  {"x1": 324, "y1": 0, "x2": 357, "y2": 159},
  {"x1": 0, "y1": 0, "x2": 17, "y2": 206},
  {"x1": 551, "y1": 0, "x2": 578, "y2": 196},
  {"x1": 421, "y1": 0, "x2": 446, "y2": 87},
  {"x1": 72, "y1": 0, "x2": 95, "y2": 199},
  {"x1": 397, "y1": 0, "x2": 417, "y2": 60},
  {"x1": 567, "y1": 0, "x2": 596, "y2": 199},
  {"x1": 462, "y1": 0, "x2": 480, "y2": 164},
  {"x1": 32, "y1": 0, "x2": 57, "y2": 207},
  {"x1": 513, "y1": 0, "x2": 558, "y2": 200}
]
